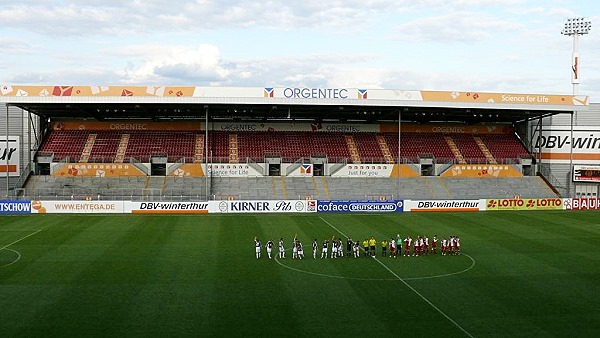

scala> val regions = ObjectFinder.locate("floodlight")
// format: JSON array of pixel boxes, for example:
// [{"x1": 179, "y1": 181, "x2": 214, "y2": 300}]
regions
[
  {"x1": 561, "y1": 17, "x2": 591, "y2": 36},
  {"x1": 561, "y1": 17, "x2": 592, "y2": 94}
]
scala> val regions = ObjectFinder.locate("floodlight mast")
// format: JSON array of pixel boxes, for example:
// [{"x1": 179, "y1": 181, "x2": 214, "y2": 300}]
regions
[
  {"x1": 561, "y1": 17, "x2": 591, "y2": 198},
  {"x1": 561, "y1": 17, "x2": 591, "y2": 95}
]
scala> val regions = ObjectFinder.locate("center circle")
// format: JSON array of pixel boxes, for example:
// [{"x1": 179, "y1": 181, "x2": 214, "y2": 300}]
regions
[{"x1": 274, "y1": 252, "x2": 476, "y2": 281}]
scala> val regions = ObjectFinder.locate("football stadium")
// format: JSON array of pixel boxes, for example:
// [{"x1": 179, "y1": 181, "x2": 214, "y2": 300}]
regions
[{"x1": 1, "y1": 85, "x2": 599, "y2": 336}]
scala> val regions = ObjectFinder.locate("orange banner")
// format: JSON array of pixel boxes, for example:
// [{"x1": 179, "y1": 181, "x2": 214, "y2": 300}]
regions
[
  {"x1": 390, "y1": 164, "x2": 420, "y2": 178},
  {"x1": 0, "y1": 85, "x2": 587, "y2": 107},
  {"x1": 420, "y1": 91, "x2": 588, "y2": 106},
  {"x1": 169, "y1": 164, "x2": 205, "y2": 177},
  {"x1": 51, "y1": 121, "x2": 201, "y2": 131},
  {"x1": 441, "y1": 165, "x2": 523, "y2": 178},
  {"x1": 52, "y1": 163, "x2": 146, "y2": 177},
  {"x1": 0, "y1": 85, "x2": 197, "y2": 98},
  {"x1": 380, "y1": 123, "x2": 513, "y2": 134}
]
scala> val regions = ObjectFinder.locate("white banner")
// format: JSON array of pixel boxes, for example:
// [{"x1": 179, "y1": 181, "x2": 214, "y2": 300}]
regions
[
  {"x1": 405, "y1": 199, "x2": 484, "y2": 212},
  {"x1": 210, "y1": 121, "x2": 381, "y2": 133},
  {"x1": 332, "y1": 164, "x2": 394, "y2": 178},
  {"x1": 127, "y1": 201, "x2": 210, "y2": 214},
  {"x1": 564, "y1": 198, "x2": 600, "y2": 210},
  {"x1": 533, "y1": 127, "x2": 600, "y2": 164},
  {"x1": 0, "y1": 136, "x2": 20, "y2": 177},
  {"x1": 30, "y1": 200, "x2": 124, "y2": 213},
  {"x1": 204, "y1": 164, "x2": 262, "y2": 177},
  {"x1": 215, "y1": 200, "x2": 317, "y2": 213}
]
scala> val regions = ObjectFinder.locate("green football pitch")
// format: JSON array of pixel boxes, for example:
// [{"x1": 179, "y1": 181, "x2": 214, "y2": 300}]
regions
[{"x1": 1, "y1": 211, "x2": 599, "y2": 337}]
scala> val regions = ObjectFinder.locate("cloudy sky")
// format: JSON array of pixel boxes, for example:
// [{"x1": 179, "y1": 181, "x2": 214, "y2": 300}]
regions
[{"x1": 0, "y1": 1, "x2": 598, "y2": 100}]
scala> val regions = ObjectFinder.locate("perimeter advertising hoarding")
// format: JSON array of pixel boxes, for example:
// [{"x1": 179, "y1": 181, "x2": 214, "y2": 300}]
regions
[
  {"x1": 563, "y1": 198, "x2": 600, "y2": 210},
  {"x1": 404, "y1": 200, "x2": 482, "y2": 212},
  {"x1": 317, "y1": 200, "x2": 404, "y2": 213},
  {"x1": 0, "y1": 200, "x2": 31, "y2": 214},
  {"x1": 128, "y1": 200, "x2": 317, "y2": 214},
  {"x1": 26, "y1": 200, "x2": 317, "y2": 214},
  {"x1": 216, "y1": 200, "x2": 317, "y2": 213},
  {"x1": 485, "y1": 198, "x2": 563, "y2": 211},
  {"x1": 128, "y1": 201, "x2": 210, "y2": 214},
  {"x1": 30, "y1": 200, "x2": 124, "y2": 214}
]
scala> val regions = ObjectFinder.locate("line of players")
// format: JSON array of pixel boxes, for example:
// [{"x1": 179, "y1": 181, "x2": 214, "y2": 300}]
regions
[{"x1": 254, "y1": 235, "x2": 461, "y2": 259}]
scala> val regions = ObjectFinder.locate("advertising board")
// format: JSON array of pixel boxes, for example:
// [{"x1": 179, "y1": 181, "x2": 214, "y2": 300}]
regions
[
  {"x1": 485, "y1": 198, "x2": 563, "y2": 211},
  {"x1": 317, "y1": 200, "x2": 404, "y2": 213},
  {"x1": 216, "y1": 200, "x2": 317, "y2": 213},
  {"x1": 404, "y1": 200, "x2": 482, "y2": 212},
  {"x1": 30, "y1": 200, "x2": 124, "y2": 213},
  {"x1": 0, "y1": 200, "x2": 31, "y2": 214},
  {"x1": 563, "y1": 198, "x2": 600, "y2": 210},
  {"x1": 573, "y1": 165, "x2": 600, "y2": 182}
]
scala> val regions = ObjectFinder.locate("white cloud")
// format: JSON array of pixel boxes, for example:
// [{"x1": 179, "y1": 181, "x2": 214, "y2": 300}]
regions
[{"x1": 119, "y1": 44, "x2": 229, "y2": 84}]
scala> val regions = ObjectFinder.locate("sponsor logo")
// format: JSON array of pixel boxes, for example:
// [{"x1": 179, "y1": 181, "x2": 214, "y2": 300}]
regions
[
  {"x1": 52, "y1": 86, "x2": 73, "y2": 96},
  {"x1": 138, "y1": 202, "x2": 208, "y2": 210},
  {"x1": 264, "y1": 87, "x2": 274, "y2": 97},
  {"x1": 310, "y1": 123, "x2": 322, "y2": 131},
  {"x1": 416, "y1": 201, "x2": 479, "y2": 209},
  {"x1": 358, "y1": 89, "x2": 368, "y2": 99},
  {"x1": 282, "y1": 87, "x2": 348, "y2": 99},
  {"x1": 317, "y1": 200, "x2": 403, "y2": 213},
  {"x1": 487, "y1": 198, "x2": 562, "y2": 210},
  {"x1": 0, "y1": 201, "x2": 31, "y2": 214},
  {"x1": 566, "y1": 198, "x2": 600, "y2": 210},
  {"x1": 295, "y1": 201, "x2": 305, "y2": 212},
  {"x1": 230, "y1": 201, "x2": 270, "y2": 212},
  {"x1": 534, "y1": 132, "x2": 600, "y2": 150},
  {"x1": 307, "y1": 200, "x2": 316, "y2": 212},
  {"x1": 110, "y1": 123, "x2": 148, "y2": 130},
  {"x1": 300, "y1": 164, "x2": 312, "y2": 175}
]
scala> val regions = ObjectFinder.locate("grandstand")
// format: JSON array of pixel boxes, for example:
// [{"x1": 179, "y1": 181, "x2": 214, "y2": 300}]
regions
[{"x1": 0, "y1": 85, "x2": 593, "y2": 201}]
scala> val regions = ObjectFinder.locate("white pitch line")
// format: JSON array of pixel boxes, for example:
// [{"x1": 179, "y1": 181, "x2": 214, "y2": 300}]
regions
[
  {"x1": 0, "y1": 228, "x2": 45, "y2": 252},
  {"x1": 0, "y1": 248, "x2": 21, "y2": 269},
  {"x1": 320, "y1": 216, "x2": 475, "y2": 338}
]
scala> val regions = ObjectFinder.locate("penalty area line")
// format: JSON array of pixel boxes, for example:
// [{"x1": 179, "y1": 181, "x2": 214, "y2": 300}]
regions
[
  {"x1": 0, "y1": 228, "x2": 46, "y2": 252},
  {"x1": 319, "y1": 216, "x2": 475, "y2": 338}
]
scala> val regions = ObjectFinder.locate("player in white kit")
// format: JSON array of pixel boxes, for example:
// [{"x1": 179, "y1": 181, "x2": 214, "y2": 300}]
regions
[
  {"x1": 254, "y1": 237, "x2": 261, "y2": 259},
  {"x1": 266, "y1": 239, "x2": 274, "y2": 259},
  {"x1": 278, "y1": 238, "x2": 285, "y2": 259}
]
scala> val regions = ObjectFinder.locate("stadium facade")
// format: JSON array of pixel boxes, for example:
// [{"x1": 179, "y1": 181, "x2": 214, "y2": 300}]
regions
[{"x1": 0, "y1": 85, "x2": 597, "y2": 200}]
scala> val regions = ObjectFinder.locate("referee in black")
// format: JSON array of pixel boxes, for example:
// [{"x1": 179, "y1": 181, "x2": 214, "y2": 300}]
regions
[{"x1": 346, "y1": 238, "x2": 353, "y2": 257}]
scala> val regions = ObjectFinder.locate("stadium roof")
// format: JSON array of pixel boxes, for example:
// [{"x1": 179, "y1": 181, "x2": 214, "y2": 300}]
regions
[{"x1": 0, "y1": 85, "x2": 589, "y2": 124}]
